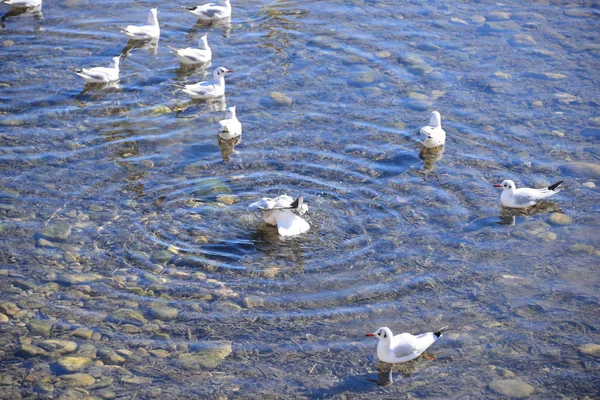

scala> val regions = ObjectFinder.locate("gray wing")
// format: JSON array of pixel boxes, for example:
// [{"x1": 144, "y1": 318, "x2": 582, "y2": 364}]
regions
[
  {"x1": 392, "y1": 334, "x2": 420, "y2": 358},
  {"x1": 200, "y1": 8, "x2": 219, "y2": 18},
  {"x1": 512, "y1": 189, "x2": 544, "y2": 206}
]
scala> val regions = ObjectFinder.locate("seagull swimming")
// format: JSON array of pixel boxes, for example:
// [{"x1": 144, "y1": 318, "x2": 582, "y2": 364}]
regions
[
  {"x1": 3, "y1": 0, "x2": 41, "y2": 7},
  {"x1": 249, "y1": 195, "x2": 310, "y2": 237},
  {"x1": 169, "y1": 33, "x2": 211, "y2": 65},
  {"x1": 420, "y1": 111, "x2": 446, "y2": 148},
  {"x1": 494, "y1": 179, "x2": 564, "y2": 209},
  {"x1": 366, "y1": 326, "x2": 449, "y2": 364},
  {"x1": 75, "y1": 56, "x2": 120, "y2": 83},
  {"x1": 184, "y1": 0, "x2": 231, "y2": 20},
  {"x1": 180, "y1": 66, "x2": 231, "y2": 99},
  {"x1": 218, "y1": 105, "x2": 242, "y2": 140},
  {"x1": 122, "y1": 8, "x2": 160, "y2": 40}
]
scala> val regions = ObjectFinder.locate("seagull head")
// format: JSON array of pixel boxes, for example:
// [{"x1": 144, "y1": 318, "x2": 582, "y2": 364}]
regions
[
  {"x1": 111, "y1": 56, "x2": 121, "y2": 68},
  {"x1": 429, "y1": 111, "x2": 442, "y2": 129},
  {"x1": 494, "y1": 179, "x2": 516, "y2": 190},
  {"x1": 214, "y1": 66, "x2": 232, "y2": 80},
  {"x1": 225, "y1": 105, "x2": 236, "y2": 119},
  {"x1": 366, "y1": 327, "x2": 393, "y2": 341},
  {"x1": 199, "y1": 32, "x2": 210, "y2": 49}
]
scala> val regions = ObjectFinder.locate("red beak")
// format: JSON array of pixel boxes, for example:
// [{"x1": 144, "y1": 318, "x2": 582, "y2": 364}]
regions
[
  {"x1": 365, "y1": 333, "x2": 374, "y2": 337},
  {"x1": 226, "y1": 69, "x2": 233, "y2": 73},
  {"x1": 493, "y1": 184, "x2": 502, "y2": 187}
]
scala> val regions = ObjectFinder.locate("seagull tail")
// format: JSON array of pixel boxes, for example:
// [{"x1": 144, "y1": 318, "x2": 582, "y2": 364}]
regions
[
  {"x1": 288, "y1": 196, "x2": 303, "y2": 210},
  {"x1": 433, "y1": 326, "x2": 450, "y2": 338},
  {"x1": 548, "y1": 180, "x2": 564, "y2": 192}
]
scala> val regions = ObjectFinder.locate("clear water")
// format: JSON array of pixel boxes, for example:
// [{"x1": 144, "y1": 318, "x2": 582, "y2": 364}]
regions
[{"x1": 1, "y1": 0, "x2": 599, "y2": 398}]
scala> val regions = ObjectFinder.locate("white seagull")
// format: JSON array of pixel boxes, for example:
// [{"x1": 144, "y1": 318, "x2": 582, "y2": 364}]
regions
[
  {"x1": 3, "y1": 0, "x2": 41, "y2": 7},
  {"x1": 75, "y1": 56, "x2": 120, "y2": 83},
  {"x1": 494, "y1": 179, "x2": 564, "y2": 209},
  {"x1": 366, "y1": 326, "x2": 449, "y2": 364},
  {"x1": 122, "y1": 8, "x2": 160, "y2": 40},
  {"x1": 169, "y1": 33, "x2": 211, "y2": 65},
  {"x1": 249, "y1": 195, "x2": 310, "y2": 237},
  {"x1": 184, "y1": 0, "x2": 231, "y2": 20},
  {"x1": 420, "y1": 111, "x2": 446, "y2": 148},
  {"x1": 218, "y1": 105, "x2": 242, "y2": 140},
  {"x1": 180, "y1": 66, "x2": 231, "y2": 99}
]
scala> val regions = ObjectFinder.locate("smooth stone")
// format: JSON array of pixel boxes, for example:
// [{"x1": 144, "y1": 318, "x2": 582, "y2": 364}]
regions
[
  {"x1": 580, "y1": 128, "x2": 600, "y2": 139},
  {"x1": 34, "y1": 382, "x2": 55, "y2": 395},
  {"x1": 149, "y1": 349, "x2": 170, "y2": 358},
  {"x1": 589, "y1": 116, "x2": 600, "y2": 126},
  {"x1": 106, "y1": 309, "x2": 147, "y2": 326},
  {"x1": 486, "y1": 11, "x2": 511, "y2": 21},
  {"x1": 532, "y1": 101, "x2": 543, "y2": 107},
  {"x1": 98, "y1": 349, "x2": 126, "y2": 365},
  {"x1": 538, "y1": 232, "x2": 557, "y2": 242},
  {"x1": 27, "y1": 320, "x2": 54, "y2": 337},
  {"x1": 307, "y1": 35, "x2": 340, "y2": 49},
  {"x1": 494, "y1": 71, "x2": 512, "y2": 80},
  {"x1": 488, "y1": 379, "x2": 535, "y2": 398},
  {"x1": 564, "y1": 9, "x2": 595, "y2": 18},
  {"x1": 216, "y1": 194, "x2": 237, "y2": 205},
  {"x1": 16, "y1": 343, "x2": 47, "y2": 358},
  {"x1": 176, "y1": 341, "x2": 232, "y2": 371},
  {"x1": 347, "y1": 71, "x2": 376, "y2": 87},
  {"x1": 56, "y1": 273, "x2": 103, "y2": 286},
  {"x1": 449, "y1": 17, "x2": 468, "y2": 25},
  {"x1": 525, "y1": 72, "x2": 567, "y2": 80},
  {"x1": 406, "y1": 100, "x2": 433, "y2": 111},
  {"x1": 578, "y1": 343, "x2": 600, "y2": 355},
  {"x1": 548, "y1": 213, "x2": 572, "y2": 226},
  {"x1": 214, "y1": 301, "x2": 243, "y2": 313},
  {"x1": 0, "y1": 313, "x2": 8, "y2": 323},
  {"x1": 417, "y1": 43, "x2": 441, "y2": 52},
  {"x1": 559, "y1": 162, "x2": 600, "y2": 180},
  {"x1": 119, "y1": 324, "x2": 142, "y2": 334},
  {"x1": 470, "y1": 15, "x2": 486, "y2": 23},
  {"x1": 55, "y1": 356, "x2": 93, "y2": 374},
  {"x1": 374, "y1": 50, "x2": 391, "y2": 58},
  {"x1": 509, "y1": 34, "x2": 536, "y2": 46},
  {"x1": 72, "y1": 327, "x2": 94, "y2": 340},
  {"x1": 121, "y1": 375, "x2": 153, "y2": 384},
  {"x1": 260, "y1": 92, "x2": 293, "y2": 107},
  {"x1": 58, "y1": 373, "x2": 95, "y2": 387},
  {"x1": 569, "y1": 244, "x2": 595, "y2": 254},
  {"x1": 397, "y1": 53, "x2": 424, "y2": 66},
  {"x1": 150, "y1": 250, "x2": 173, "y2": 265},
  {"x1": 36, "y1": 238, "x2": 58, "y2": 248},
  {"x1": 243, "y1": 295, "x2": 264, "y2": 308},
  {"x1": 75, "y1": 344, "x2": 97, "y2": 359},
  {"x1": 148, "y1": 305, "x2": 179, "y2": 321},
  {"x1": 37, "y1": 339, "x2": 78, "y2": 354},
  {"x1": 582, "y1": 182, "x2": 596, "y2": 188},
  {"x1": 38, "y1": 223, "x2": 72, "y2": 241},
  {"x1": 0, "y1": 302, "x2": 19, "y2": 316},
  {"x1": 479, "y1": 21, "x2": 521, "y2": 33}
]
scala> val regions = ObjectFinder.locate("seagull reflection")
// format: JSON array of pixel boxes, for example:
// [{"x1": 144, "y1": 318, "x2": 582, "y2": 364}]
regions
[
  {"x1": 217, "y1": 135, "x2": 241, "y2": 163},
  {"x1": 1, "y1": 4, "x2": 42, "y2": 22},
  {"x1": 188, "y1": 17, "x2": 231, "y2": 38},
  {"x1": 75, "y1": 81, "x2": 121, "y2": 103},
  {"x1": 419, "y1": 145, "x2": 444, "y2": 171},
  {"x1": 174, "y1": 62, "x2": 211, "y2": 81},
  {"x1": 120, "y1": 38, "x2": 158, "y2": 58}
]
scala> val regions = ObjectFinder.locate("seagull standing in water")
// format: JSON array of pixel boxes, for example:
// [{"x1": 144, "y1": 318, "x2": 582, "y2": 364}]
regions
[
  {"x1": 3, "y1": 0, "x2": 41, "y2": 7},
  {"x1": 184, "y1": 0, "x2": 231, "y2": 21},
  {"x1": 218, "y1": 105, "x2": 242, "y2": 140},
  {"x1": 122, "y1": 8, "x2": 160, "y2": 40},
  {"x1": 366, "y1": 326, "x2": 449, "y2": 364},
  {"x1": 169, "y1": 33, "x2": 211, "y2": 65},
  {"x1": 179, "y1": 66, "x2": 231, "y2": 99},
  {"x1": 249, "y1": 195, "x2": 310, "y2": 237},
  {"x1": 420, "y1": 111, "x2": 446, "y2": 148},
  {"x1": 75, "y1": 56, "x2": 120, "y2": 83},
  {"x1": 494, "y1": 179, "x2": 564, "y2": 208}
]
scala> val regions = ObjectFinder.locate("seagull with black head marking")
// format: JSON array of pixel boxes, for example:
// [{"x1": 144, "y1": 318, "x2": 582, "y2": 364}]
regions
[
  {"x1": 184, "y1": 0, "x2": 231, "y2": 21},
  {"x1": 366, "y1": 326, "x2": 449, "y2": 364},
  {"x1": 494, "y1": 179, "x2": 564, "y2": 209},
  {"x1": 249, "y1": 195, "x2": 310, "y2": 237}
]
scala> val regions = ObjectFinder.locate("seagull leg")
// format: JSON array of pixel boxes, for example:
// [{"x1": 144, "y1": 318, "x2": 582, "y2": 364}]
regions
[{"x1": 422, "y1": 353, "x2": 435, "y2": 361}]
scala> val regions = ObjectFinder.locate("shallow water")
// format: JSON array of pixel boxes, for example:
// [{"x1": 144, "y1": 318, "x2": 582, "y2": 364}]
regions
[{"x1": 1, "y1": 0, "x2": 599, "y2": 398}]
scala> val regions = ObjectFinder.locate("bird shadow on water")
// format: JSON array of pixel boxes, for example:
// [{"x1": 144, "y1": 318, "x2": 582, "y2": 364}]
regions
[
  {"x1": 463, "y1": 201, "x2": 564, "y2": 232},
  {"x1": 120, "y1": 38, "x2": 158, "y2": 58},
  {"x1": 188, "y1": 17, "x2": 231, "y2": 38}
]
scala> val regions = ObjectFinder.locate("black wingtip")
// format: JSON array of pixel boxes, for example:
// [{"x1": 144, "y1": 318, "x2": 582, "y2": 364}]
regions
[
  {"x1": 289, "y1": 196, "x2": 303, "y2": 210},
  {"x1": 434, "y1": 326, "x2": 450, "y2": 338},
  {"x1": 548, "y1": 180, "x2": 564, "y2": 191}
]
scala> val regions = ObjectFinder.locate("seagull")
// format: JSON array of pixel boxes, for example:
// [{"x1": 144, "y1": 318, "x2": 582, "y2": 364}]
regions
[
  {"x1": 122, "y1": 8, "x2": 160, "y2": 40},
  {"x1": 218, "y1": 105, "x2": 242, "y2": 140},
  {"x1": 249, "y1": 195, "x2": 310, "y2": 237},
  {"x1": 75, "y1": 56, "x2": 120, "y2": 83},
  {"x1": 3, "y1": 0, "x2": 41, "y2": 7},
  {"x1": 366, "y1": 326, "x2": 449, "y2": 364},
  {"x1": 494, "y1": 179, "x2": 564, "y2": 209},
  {"x1": 184, "y1": 0, "x2": 231, "y2": 21},
  {"x1": 168, "y1": 33, "x2": 211, "y2": 65},
  {"x1": 179, "y1": 66, "x2": 231, "y2": 99},
  {"x1": 420, "y1": 111, "x2": 446, "y2": 148}
]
